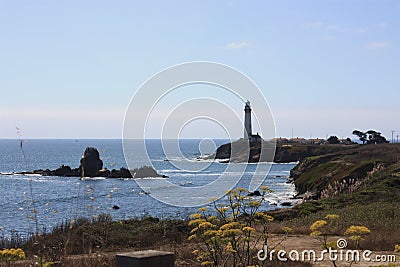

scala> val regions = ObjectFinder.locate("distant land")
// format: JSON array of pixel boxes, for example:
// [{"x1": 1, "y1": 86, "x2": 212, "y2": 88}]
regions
[
  {"x1": 211, "y1": 129, "x2": 390, "y2": 163},
  {"x1": 210, "y1": 138, "x2": 355, "y2": 163}
]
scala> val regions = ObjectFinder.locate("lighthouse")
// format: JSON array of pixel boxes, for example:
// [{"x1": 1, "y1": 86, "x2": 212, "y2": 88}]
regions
[
  {"x1": 244, "y1": 101, "x2": 252, "y2": 140},
  {"x1": 243, "y1": 101, "x2": 262, "y2": 142}
]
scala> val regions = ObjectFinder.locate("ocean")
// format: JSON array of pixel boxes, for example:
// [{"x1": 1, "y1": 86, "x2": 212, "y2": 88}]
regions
[{"x1": 0, "y1": 139, "x2": 297, "y2": 236}]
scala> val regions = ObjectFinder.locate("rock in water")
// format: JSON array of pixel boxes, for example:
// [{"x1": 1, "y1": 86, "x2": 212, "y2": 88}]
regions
[
  {"x1": 80, "y1": 147, "x2": 103, "y2": 177},
  {"x1": 17, "y1": 147, "x2": 166, "y2": 179},
  {"x1": 248, "y1": 190, "x2": 261, "y2": 197},
  {"x1": 131, "y1": 166, "x2": 163, "y2": 178}
]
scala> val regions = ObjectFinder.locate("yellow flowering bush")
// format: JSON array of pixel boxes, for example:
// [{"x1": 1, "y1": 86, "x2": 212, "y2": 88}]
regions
[
  {"x1": 0, "y1": 248, "x2": 26, "y2": 262},
  {"x1": 190, "y1": 213, "x2": 203, "y2": 219},
  {"x1": 198, "y1": 222, "x2": 214, "y2": 229},
  {"x1": 309, "y1": 215, "x2": 340, "y2": 251},
  {"x1": 242, "y1": 226, "x2": 256, "y2": 232},
  {"x1": 254, "y1": 212, "x2": 273, "y2": 223},
  {"x1": 310, "y1": 220, "x2": 327, "y2": 233},
  {"x1": 188, "y1": 187, "x2": 275, "y2": 267},
  {"x1": 394, "y1": 244, "x2": 400, "y2": 253},
  {"x1": 189, "y1": 218, "x2": 207, "y2": 227},
  {"x1": 310, "y1": 213, "x2": 340, "y2": 237},
  {"x1": 325, "y1": 214, "x2": 339, "y2": 220},
  {"x1": 344, "y1": 225, "x2": 371, "y2": 248},
  {"x1": 344, "y1": 225, "x2": 371, "y2": 237}
]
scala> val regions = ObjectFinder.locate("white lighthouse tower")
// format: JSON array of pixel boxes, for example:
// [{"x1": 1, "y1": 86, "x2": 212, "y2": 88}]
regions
[{"x1": 244, "y1": 101, "x2": 252, "y2": 140}]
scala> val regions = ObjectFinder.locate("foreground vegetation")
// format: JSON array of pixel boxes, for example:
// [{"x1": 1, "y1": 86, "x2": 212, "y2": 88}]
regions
[
  {"x1": 1, "y1": 212, "x2": 312, "y2": 267},
  {"x1": 2, "y1": 143, "x2": 400, "y2": 266},
  {"x1": 22, "y1": 216, "x2": 187, "y2": 264}
]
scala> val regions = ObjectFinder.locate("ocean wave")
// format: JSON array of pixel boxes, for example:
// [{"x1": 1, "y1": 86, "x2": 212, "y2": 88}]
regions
[
  {"x1": 134, "y1": 177, "x2": 168, "y2": 180},
  {"x1": 156, "y1": 170, "x2": 291, "y2": 178},
  {"x1": 179, "y1": 181, "x2": 194, "y2": 186},
  {"x1": 158, "y1": 169, "x2": 211, "y2": 173},
  {"x1": 80, "y1": 177, "x2": 107, "y2": 180},
  {"x1": 0, "y1": 172, "x2": 14, "y2": 175},
  {"x1": 161, "y1": 173, "x2": 220, "y2": 177}
]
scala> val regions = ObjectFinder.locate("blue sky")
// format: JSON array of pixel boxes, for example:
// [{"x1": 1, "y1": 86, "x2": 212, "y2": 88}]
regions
[{"x1": 1, "y1": 0, "x2": 399, "y2": 139}]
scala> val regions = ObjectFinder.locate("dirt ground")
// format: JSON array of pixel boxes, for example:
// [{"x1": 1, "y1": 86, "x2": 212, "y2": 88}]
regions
[
  {"x1": 271, "y1": 234, "x2": 399, "y2": 267},
  {"x1": 2, "y1": 235, "x2": 399, "y2": 267}
]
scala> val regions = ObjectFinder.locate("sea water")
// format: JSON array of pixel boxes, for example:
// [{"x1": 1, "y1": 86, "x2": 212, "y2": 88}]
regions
[{"x1": 0, "y1": 139, "x2": 297, "y2": 236}]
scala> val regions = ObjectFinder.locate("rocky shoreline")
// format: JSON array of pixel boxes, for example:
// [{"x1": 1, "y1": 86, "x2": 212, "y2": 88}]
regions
[
  {"x1": 210, "y1": 139, "x2": 400, "y2": 204},
  {"x1": 12, "y1": 147, "x2": 166, "y2": 179},
  {"x1": 15, "y1": 165, "x2": 167, "y2": 179}
]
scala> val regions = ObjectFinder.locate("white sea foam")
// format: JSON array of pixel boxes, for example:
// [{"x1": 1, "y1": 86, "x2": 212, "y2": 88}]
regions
[
  {"x1": 159, "y1": 169, "x2": 210, "y2": 173},
  {"x1": 134, "y1": 177, "x2": 168, "y2": 180},
  {"x1": 81, "y1": 177, "x2": 107, "y2": 180}
]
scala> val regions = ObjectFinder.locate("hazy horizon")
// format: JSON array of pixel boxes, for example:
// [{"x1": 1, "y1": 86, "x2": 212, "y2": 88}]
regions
[{"x1": 1, "y1": 1, "x2": 399, "y2": 140}]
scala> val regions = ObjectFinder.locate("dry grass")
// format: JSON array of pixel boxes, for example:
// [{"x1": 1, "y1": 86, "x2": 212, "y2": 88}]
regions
[
  {"x1": 2, "y1": 240, "x2": 313, "y2": 267},
  {"x1": 272, "y1": 201, "x2": 400, "y2": 252}
]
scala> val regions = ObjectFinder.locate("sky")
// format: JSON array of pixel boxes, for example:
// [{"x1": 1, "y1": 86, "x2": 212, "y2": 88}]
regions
[{"x1": 0, "y1": 0, "x2": 399, "y2": 140}]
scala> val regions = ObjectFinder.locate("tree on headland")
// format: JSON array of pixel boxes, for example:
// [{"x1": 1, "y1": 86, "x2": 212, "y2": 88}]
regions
[
  {"x1": 352, "y1": 130, "x2": 388, "y2": 144},
  {"x1": 352, "y1": 130, "x2": 367, "y2": 144},
  {"x1": 366, "y1": 130, "x2": 388, "y2": 144},
  {"x1": 327, "y1": 135, "x2": 340, "y2": 144}
]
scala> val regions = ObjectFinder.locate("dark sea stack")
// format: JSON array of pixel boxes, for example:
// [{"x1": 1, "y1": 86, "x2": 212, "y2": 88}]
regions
[
  {"x1": 80, "y1": 147, "x2": 103, "y2": 177},
  {"x1": 52, "y1": 165, "x2": 80, "y2": 177},
  {"x1": 30, "y1": 165, "x2": 81, "y2": 177},
  {"x1": 109, "y1": 167, "x2": 132, "y2": 178},
  {"x1": 132, "y1": 166, "x2": 163, "y2": 178},
  {"x1": 248, "y1": 190, "x2": 261, "y2": 197},
  {"x1": 97, "y1": 168, "x2": 111, "y2": 177}
]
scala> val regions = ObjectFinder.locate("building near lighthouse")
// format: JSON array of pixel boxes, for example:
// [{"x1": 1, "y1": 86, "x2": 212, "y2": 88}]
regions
[{"x1": 243, "y1": 101, "x2": 262, "y2": 142}]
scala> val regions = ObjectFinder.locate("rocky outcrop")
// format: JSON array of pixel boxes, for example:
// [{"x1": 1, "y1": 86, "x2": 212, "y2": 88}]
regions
[
  {"x1": 15, "y1": 147, "x2": 166, "y2": 179},
  {"x1": 90, "y1": 167, "x2": 132, "y2": 178},
  {"x1": 247, "y1": 190, "x2": 261, "y2": 197},
  {"x1": 209, "y1": 139, "x2": 303, "y2": 163},
  {"x1": 20, "y1": 165, "x2": 165, "y2": 179},
  {"x1": 80, "y1": 147, "x2": 103, "y2": 177},
  {"x1": 211, "y1": 140, "x2": 358, "y2": 163},
  {"x1": 30, "y1": 165, "x2": 81, "y2": 177},
  {"x1": 207, "y1": 138, "x2": 275, "y2": 163},
  {"x1": 131, "y1": 166, "x2": 166, "y2": 178},
  {"x1": 288, "y1": 144, "x2": 400, "y2": 198}
]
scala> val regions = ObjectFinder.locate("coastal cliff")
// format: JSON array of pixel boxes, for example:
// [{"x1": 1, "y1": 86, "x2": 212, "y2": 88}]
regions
[
  {"x1": 212, "y1": 140, "x2": 400, "y2": 205},
  {"x1": 209, "y1": 138, "x2": 272, "y2": 163},
  {"x1": 269, "y1": 143, "x2": 400, "y2": 222},
  {"x1": 211, "y1": 139, "x2": 357, "y2": 163},
  {"x1": 290, "y1": 143, "x2": 400, "y2": 199}
]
